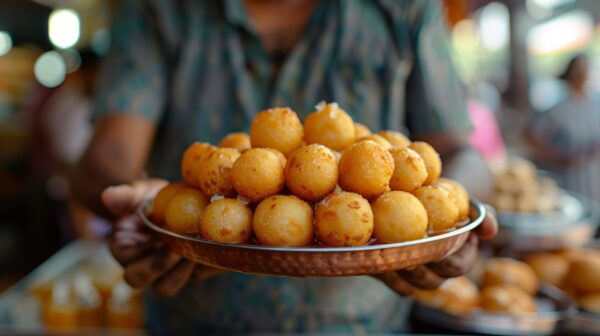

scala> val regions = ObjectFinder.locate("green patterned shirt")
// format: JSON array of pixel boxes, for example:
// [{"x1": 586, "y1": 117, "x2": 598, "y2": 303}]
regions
[{"x1": 94, "y1": 0, "x2": 470, "y2": 333}]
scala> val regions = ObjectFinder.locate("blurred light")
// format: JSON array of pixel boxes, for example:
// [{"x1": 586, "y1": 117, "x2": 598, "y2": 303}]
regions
[
  {"x1": 0, "y1": 31, "x2": 12, "y2": 57},
  {"x1": 48, "y1": 9, "x2": 80, "y2": 49},
  {"x1": 529, "y1": 0, "x2": 574, "y2": 8},
  {"x1": 528, "y1": 10, "x2": 593, "y2": 55},
  {"x1": 34, "y1": 51, "x2": 67, "y2": 88},
  {"x1": 60, "y1": 49, "x2": 81, "y2": 73},
  {"x1": 527, "y1": 0, "x2": 575, "y2": 18},
  {"x1": 452, "y1": 19, "x2": 480, "y2": 52},
  {"x1": 478, "y1": 2, "x2": 509, "y2": 52},
  {"x1": 91, "y1": 29, "x2": 110, "y2": 56}
]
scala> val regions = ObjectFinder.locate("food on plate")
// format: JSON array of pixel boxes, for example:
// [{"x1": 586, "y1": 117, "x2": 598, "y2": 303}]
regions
[
  {"x1": 218, "y1": 132, "x2": 251, "y2": 151},
  {"x1": 181, "y1": 142, "x2": 214, "y2": 188},
  {"x1": 480, "y1": 285, "x2": 536, "y2": 313},
  {"x1": 250, "y1": 107, "x2": 304, "y2": 156},
  {"x1": 388, "y1": 147, "x2": 428, "y2": 192},
  {"x1": 578, "y1": 293, "x2": 600, "y2": 313},
  {"x1": 152, "y1": 183, "x2": 185, "y2": 222},
  {"x1": 315, "y1": 191, "x2": 374, "y2": 247},
  {"x1": 303, "y1": 102, "x2": 355, "y2": 151},
  {"x1": 378, "y1": 130, "x2": 411, "y2": 148},
  {"x1": 197, "y1": 148, "x2": 241, "y2": 197},
  {"x1": 565, "y1": 256, "x2": 600, "y2": 295},
  {"x1": 338, "y1": 140, "x2": 394, "y2": 198},
  {"x1": 523, "y1": 253, "x2": 570, "y2": 287},
  {"x1": 164, "y1": 188, "x2": 209, "y2": 234},
  {"x1": 265, "y1": 148, "x2": 287, "y2": 168},
  {"x1": 482, "y1": 258, "x2": 538, "y2": 295},
  {"x1": 285, "y1": 144, "x2": 338, "y2": 201},
  {"x1": 253, "y1": 195, "x2": 314, "y2": 247},
  {"x1": 231, "y1": 148, "x2": 285, "y2": 202},
  {"x1": 372, "y1": 191, "x2": 427, "y2": 243},
  {"x1": 409, "y1": 141, "x2": 442, "y2": 185},
  {"x1": 356, "y1": 134, "x2": 392, "y2": 149},
  {"x1": 437, "y1": 178, "x2": 470, "y2": 221},
  {"x1": 354, "y1": 122, "x2": 371, "y2": 138},
  {"x1": 200, "y1": 198, "x2": 252, "y2": 244},
  {"x1": 413, "y1": 185, "x2": 459, "y2": 232},
  {"x1": 414, "y1": 276, "x2": 480, "y2": 315}
]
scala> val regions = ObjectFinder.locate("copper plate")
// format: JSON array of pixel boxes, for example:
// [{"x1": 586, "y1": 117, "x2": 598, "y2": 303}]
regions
[{"x1": 139, "y1": 199, "x2": 485, "y2": 277}]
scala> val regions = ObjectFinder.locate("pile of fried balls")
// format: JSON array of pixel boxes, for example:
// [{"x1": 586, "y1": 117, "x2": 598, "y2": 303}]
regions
[{"x1": 151, "y1": 103, "x2": 470, "y2": 247}]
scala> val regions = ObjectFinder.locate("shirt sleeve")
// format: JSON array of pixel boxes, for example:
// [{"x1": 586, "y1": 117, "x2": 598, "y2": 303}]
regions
[
  {"x1": 404, "y1": 0, "x2": 471, "y2": 136},
  {"x1": 93, "y1": 0, "x2": 168, "y2": 123}
]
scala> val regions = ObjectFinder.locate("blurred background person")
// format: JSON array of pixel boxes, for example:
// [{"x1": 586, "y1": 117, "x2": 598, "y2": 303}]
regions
[{"x1": 526, "y1": 54, "x2": 600, "y2": 206}]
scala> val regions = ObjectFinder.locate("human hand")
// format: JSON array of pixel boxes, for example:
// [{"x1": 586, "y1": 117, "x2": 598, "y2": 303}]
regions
[
  {"x1": 103, "y1": 179, "x2": 220, "y2": 297},
  {"x1": 373, "y1": 209, "x2": 497, "y2": 295}
]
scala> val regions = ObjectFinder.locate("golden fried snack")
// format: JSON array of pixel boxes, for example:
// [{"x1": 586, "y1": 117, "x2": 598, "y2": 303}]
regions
[
  {"x1": 412, "y1": 185, "x2": 459, "y2": 232},
  {"x1": 388, "y1": 147, "x2": 428, "y2": 192},
  {"x1": 164, "y1": 188, "x2": 209, "y2": 234},
  {"x1": 565, "y1": 256, "x2": 600, "y2": 294},
  {"x1": 265, "y1": 148, "x2": 287, "y2": 168},
  {"x1": 338, "y1": 140, "x2": 394, "y2": 198},
  {"x1": 315, "y1": 191, "x2": 374, "y2": 247},
  {"x1": 409, "y1": 141, "x2": 442, "y2": 185},
  {"x1": 481, "y1": 286, "x2": 536, "y2": 313},
  {"x1": 414, "y1": 276, "x2": 480, "y2": 315},
  {"x1": 437, "y1": 178, "x2": 470, "y2": 221},
  {"x1": 372, "y1": 191, "x2": 427, "y2": 243},
  {"x1": 200, "y1": 198, "x2": 252, "y2": 244},
  {"x1": 356, "y1": 134, "x2": 392, "y2": 149},
  {"x1": 354, "y1": 122, "x2": 371, "y2": 138},
  {"x1": 218, "y1": 132, "x2": 251, "y2": 151},
  {"x1": 197, "y1": 148, "x2": 240, "y2": 197},
  {"x1": 152, "y1": 183, "x2": 185, "y2": 223},
  {"x1": 303, "y1": 103, "x2": 355, "y2": 151},
  {"x1": 181, "y1": 142, "x2": 214, "y2": 188},
  {"x1": 253, "y1": 195, "x2": 314, "y2": 246},
  {"x1": 523, "y1": 253, "x2": 570, "y2": 287},
  {"x1": 578, "y1": 293, "x2": 600, "y2": 313},
  {"x1": 285, "y1": 144, "x2": 338, "y2": 201},
  {"x1": 231, "y1": 148, "x2": 285, "y2": 202},
  {"x1": 250, "y1": 107, "x2": 304, "y2": 156},
  {"x1": 482, "y1": 258, "x2": 538, "y2": 295},
  {"x1": 379, "y1": 130, "x2": 411, "y2": 147}
]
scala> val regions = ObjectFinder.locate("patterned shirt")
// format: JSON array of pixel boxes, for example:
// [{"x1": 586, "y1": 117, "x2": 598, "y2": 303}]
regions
[{"x1": 94, "y1": 0, "x2": 470, "y2": 333}]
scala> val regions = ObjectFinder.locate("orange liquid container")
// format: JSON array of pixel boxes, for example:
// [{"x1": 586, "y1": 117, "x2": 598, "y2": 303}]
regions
[
  {"x1": 106, "y1": 281, "x2": 143, "y2": 329},
  {"x1": 45, "y1": 280, "x2": 78, "y2": 330},
  {"x1": 74, "y1": 273, "x2": 103, "y2": 327}
]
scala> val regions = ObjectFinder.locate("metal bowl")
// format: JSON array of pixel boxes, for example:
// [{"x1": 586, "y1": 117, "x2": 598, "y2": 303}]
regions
[
  {"x1": 139, "y1": 199, "x2": 485, "y2": 277},
  {"x1": 413, "y1": 284, "x2": 575, "y2": 336},
  {"x1": 494, "y1": 190, "x2": 599, "y2": 250}
]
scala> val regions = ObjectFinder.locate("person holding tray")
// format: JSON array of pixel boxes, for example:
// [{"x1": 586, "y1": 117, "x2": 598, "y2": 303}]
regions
[{"x1": 73, "y1": 0, "x2": 497, "y2": 333}]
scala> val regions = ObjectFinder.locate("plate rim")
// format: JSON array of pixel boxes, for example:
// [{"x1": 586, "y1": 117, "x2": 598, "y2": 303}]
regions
[{"x1": 138, "y1": 198, "x2": 486, "y2": 253}]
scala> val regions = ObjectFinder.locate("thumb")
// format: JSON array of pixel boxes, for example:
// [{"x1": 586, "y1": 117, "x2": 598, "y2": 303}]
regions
[{"x1": 101, "y1": 179, "x2": 168, "y2": 217}]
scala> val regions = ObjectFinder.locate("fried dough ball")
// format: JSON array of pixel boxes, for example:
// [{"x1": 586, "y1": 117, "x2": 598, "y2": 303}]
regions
[
  {"x1": 414, "y1": 276, "x2": 480, "y2": 315},
  {"x1": 409, "y1": 141, "x2": 442, "y2": 185},
  {"x1": 265, "y1": 148, "x2": 287, "y2": 167},
  {"x1": 379, "y1": 130, "x2": 411, "y2": 148},
  {"x1": 565, "y1": 256, "x2": 600, "y2": 294},
  {"x1": 218, "y1": 132, "x2": 251, "y2": 151},
  {"x1": 481, "y1": 286, "x2": 536, "y2": 313},
  {"x1": 303, "y1": 103, "x2": 355, "y2": 151},
  {"x1": 388, "y1": 147, "x2": 428, "y2": 192},
  {"x1": 250, "y1": 107, "x2": 304, "y2": 156},
  {"x1": 437, "y1": 178, "x2": 470, "y2": 221},
  {"x1": 482, "y1": 258, "x2": 538, "y2": 295},
  {"x1": 231, "y1": 148, "x2": 285, "y2": 202},
  {"x1": 164, "y1": 188, "x2": 209, "y2": 234},
  {"x1": 152, "y1": 183, "x2": 185, "y2": 223},
  {"x1": 372, "y1": 191, "x2": 427, "y2": 243},
  {"x1": 181, "y1": 142, "x2": 214, "y2": 188},
  {"x1": 338, "y1": 140, "x2": 394, "y2": 198},
  {"x1": 285, "y1": 144, "x2": 338, "y2": 201},
  {"x1": 523, "y1": 253, "x2": 570, "y2": 287},
  {"x1": 253, "y1": 195, "x2": 314, "y2": 246},
  {"x1": 578, "y1": 293, "x2": 600, "y2": 313},
  {"x1": 315, "y1": 192, "x2": 374, "y2": 247},
  {"x1": 200, "y1": 198, "x2": 252, "y2": 244},
  {"x1": 354, "y1": 122, "x2": 371, "y2": 138},
  {"x1": 197, "y1": 148, "x2": 240, "y2": 197},
  {"x1": 413, "y1": 185, "x2": 459, "y2": 232},
  {"x1": 356, "y1": 134, "x2": 392, "y2": 149}
]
